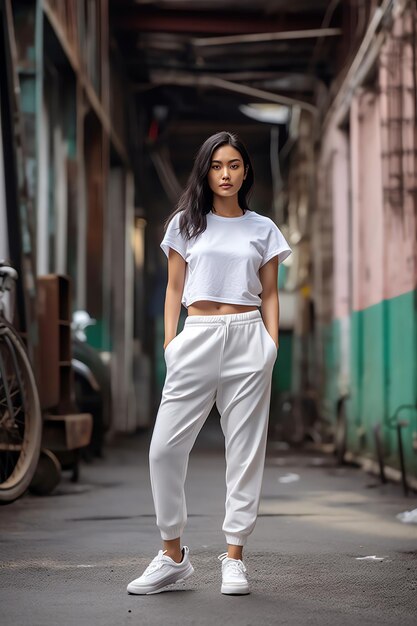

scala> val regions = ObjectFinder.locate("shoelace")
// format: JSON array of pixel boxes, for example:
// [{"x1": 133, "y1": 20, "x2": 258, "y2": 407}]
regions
[
  {"x1": 217, "y1": 552, "x2": 247, "y2": 574},
  {"x1": 142, "y1": 549, "x2": 168, "y2": 575}
]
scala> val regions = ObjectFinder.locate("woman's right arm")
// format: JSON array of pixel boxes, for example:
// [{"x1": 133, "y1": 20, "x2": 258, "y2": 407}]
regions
[{"x1": 163, "y1": 247, "x2": 186, "y2": 350}]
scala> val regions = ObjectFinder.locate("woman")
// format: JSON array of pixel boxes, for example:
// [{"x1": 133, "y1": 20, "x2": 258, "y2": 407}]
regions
[{"x1": 127, "y1": 131, "x2": 292, "y2": 596}]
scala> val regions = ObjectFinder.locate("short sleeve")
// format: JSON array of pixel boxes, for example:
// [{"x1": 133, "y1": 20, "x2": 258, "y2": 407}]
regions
[
  {"x1": 260, "y1": 221, "x2": 292, "y2": 267},
  {"x1": 160, "y1": 212, "x2": 187, "y2": 261}
]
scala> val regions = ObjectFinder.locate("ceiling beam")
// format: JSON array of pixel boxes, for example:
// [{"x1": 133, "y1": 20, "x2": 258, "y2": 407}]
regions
[{"x1": 113, "y1": 10, "x2": 328, "y2": 35}]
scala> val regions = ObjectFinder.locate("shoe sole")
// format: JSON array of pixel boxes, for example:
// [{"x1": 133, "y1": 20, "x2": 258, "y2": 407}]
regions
[
  {"x1": 127, "y1": 563, "x2": 194, "y2": 595},
  {"x1": 221, "y1": 583, "x2": 250, "y2": 595}
]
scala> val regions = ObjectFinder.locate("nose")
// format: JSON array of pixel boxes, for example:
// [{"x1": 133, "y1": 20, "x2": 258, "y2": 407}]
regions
[{"x1": 222, "y1": 169, "x2": 230, "y2": 180}]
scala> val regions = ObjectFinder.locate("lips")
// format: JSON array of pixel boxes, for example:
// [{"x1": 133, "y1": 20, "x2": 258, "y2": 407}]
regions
[{"x1": 220, "y1": 184, "x2": 232, "y2": 188}]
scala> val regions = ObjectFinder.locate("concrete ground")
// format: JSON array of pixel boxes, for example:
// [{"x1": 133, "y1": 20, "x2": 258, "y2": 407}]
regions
[{"x1": 1, "y1": 417, "x2": 417, "y2": 626}]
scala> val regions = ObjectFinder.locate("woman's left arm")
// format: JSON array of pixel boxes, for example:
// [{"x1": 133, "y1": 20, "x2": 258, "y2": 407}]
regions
[{"x1": 259, "y1": 256, "x2": 279, "y2": 349}]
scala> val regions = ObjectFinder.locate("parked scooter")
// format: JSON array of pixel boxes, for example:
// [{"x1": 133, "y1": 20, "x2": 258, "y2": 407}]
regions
[{"x1": 71, "y1": 311, "x2": 111, "y2": 460}]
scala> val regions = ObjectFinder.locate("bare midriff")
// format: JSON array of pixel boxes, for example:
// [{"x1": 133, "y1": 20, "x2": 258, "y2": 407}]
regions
[{"x1": 187, "y1": 300, "x2": 258, "y2": 316}]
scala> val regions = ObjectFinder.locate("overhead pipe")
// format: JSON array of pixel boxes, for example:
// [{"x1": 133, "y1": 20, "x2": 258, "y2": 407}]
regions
[
  {"x1": 323, "y1": 0, "x2": 396, "y2": 130},
  {"x1": 307, "y1": 0, "x2": 342, "y2": 75},
  {"x1": 138, "y1": 72, "x2": 318, "y2": 117},
  {"x1": 191, "y1": 27, "x2": 342, "y2": 48}
]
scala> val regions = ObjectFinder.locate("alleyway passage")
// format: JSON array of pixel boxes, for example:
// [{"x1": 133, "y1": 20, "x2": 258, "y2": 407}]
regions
[{"x1": 2, "y1": 421, "x2": 417, "y2": 626}]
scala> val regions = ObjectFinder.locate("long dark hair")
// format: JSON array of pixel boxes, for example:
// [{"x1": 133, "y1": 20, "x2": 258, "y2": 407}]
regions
[{"x1": 163, "y1": 131, "x2": 254, "y2": 241}]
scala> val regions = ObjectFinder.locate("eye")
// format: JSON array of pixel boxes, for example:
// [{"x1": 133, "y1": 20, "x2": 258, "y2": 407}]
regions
[
  {"x1": 230, "y1": 164, "x2": 239, "y2": 169},
  {"x1": 211, "y1": 165, "x2": 220, "y2": 169}
]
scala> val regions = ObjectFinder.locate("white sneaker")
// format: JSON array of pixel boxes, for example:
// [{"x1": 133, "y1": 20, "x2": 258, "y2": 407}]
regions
[
  {"x1": 127, "y1": 546, "x2": 194, "y2": 595},
  {"x1": 218, "y1": 552, "x2": 250, "y2": 595}
]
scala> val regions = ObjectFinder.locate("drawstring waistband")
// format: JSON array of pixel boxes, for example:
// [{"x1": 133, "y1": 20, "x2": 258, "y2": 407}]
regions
[
  {"x1": 184, "y1": 309, "x2": 263, "y2": 351},
  {"x1": 184, "y1": 309, "x2": 261, "y2": 327}
]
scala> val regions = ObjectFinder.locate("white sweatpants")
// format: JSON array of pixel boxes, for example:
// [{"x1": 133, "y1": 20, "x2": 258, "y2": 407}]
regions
[{"x1": 149, "y1": 309, "x2": 278, "y2": 546}]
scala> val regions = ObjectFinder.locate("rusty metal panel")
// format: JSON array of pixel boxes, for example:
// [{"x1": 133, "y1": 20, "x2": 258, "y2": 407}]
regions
[
  {"x1": 43, "y1": 412, "x2": 93, "y2": 450},
  {"x1": 36, "y1": 275, "x2": 60, "y2": 409}
]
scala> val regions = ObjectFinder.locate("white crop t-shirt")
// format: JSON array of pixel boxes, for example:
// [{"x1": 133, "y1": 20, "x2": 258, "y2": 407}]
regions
[{"x1": 160, "y1": 209, "x2": 292, "y2": 309}]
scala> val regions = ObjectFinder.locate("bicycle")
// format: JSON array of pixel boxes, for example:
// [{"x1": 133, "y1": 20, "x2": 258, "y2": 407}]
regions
[{"x1": 0, "y1": 260, "x2": 42, "y2": 504}]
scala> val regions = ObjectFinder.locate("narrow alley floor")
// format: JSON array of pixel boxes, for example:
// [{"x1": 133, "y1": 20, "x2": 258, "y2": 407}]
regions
[{"x1": 1, "y1": 418, "x2": 417, "y2": 626}]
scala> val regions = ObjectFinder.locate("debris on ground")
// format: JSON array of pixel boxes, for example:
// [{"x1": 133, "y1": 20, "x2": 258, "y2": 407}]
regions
[
  {"x1": 278, "y1": 473, "x2": 300, "y2": 484},
  {"x1": 396, "y1": 508, "x2": 417, "y2": 524}
]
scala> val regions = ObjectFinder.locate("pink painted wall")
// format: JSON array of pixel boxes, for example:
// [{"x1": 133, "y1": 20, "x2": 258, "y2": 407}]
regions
[
  {"x1": 318, "y1": 126, "x2": 351, "y2": 321},
  {"x1": 350, "y1": 90, "x2": 385, "y2": 312},
  {"x1": 331, "y1": 131, "x2": 351, "y2": 320},
  {"x1": 320, "y1": 7, "x2": 417, "y2": 317},
  {"x1": 380, "y1": 11, "x2": 417, "y2": 302}
]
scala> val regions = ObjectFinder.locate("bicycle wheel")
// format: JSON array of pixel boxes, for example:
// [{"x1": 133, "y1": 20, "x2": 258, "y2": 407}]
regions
[{"x1": 0, "y1": 320, "x2": 42, "y2": 504}]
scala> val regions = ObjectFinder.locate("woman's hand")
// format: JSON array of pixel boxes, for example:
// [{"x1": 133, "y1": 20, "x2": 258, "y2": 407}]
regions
[
  {"x1": 163, "y1": 339, "x2": 174, "y2": 351},
  {"x1": 268, "y1": 330, "x2": 279, "y2": 352}
]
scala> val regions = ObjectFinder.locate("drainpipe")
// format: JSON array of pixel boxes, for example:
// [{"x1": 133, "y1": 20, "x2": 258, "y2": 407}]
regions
[{"x1": 323, "y1": 0, "x2": 396, "y2": 131}]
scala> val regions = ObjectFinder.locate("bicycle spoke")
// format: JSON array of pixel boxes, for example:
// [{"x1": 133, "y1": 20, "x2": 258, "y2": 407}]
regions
[{"x1": 0, "y1": 326, "x2": 36, "y2": 488}]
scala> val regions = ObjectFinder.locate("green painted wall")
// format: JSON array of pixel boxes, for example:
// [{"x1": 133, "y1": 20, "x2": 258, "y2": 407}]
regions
[
  {"x1": 321, "y1": 321, "x2": 339, "y2": 426},
  {"x1": 322, "y1": 288, "x2": 417, "y2": 478},
  {"x1": 86, "y1": 318, "x2": 111, "y2": 352},
  {"x1": 272, "y1": 330, "x2": 292, "y2": 393}
]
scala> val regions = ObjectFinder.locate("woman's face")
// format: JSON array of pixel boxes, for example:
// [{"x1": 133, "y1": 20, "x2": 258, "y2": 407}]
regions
[{"x1": 207, "y1": 144, "x2": 248, "y2": 199}]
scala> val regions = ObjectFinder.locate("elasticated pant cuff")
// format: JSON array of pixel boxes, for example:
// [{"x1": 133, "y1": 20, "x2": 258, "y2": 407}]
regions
[
  {"x1": 160, "y1": 525, "x2": 184, "y2": 541},
  {"x1": 224, "y1": 534, "x2": 247, "y2": 546}
]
